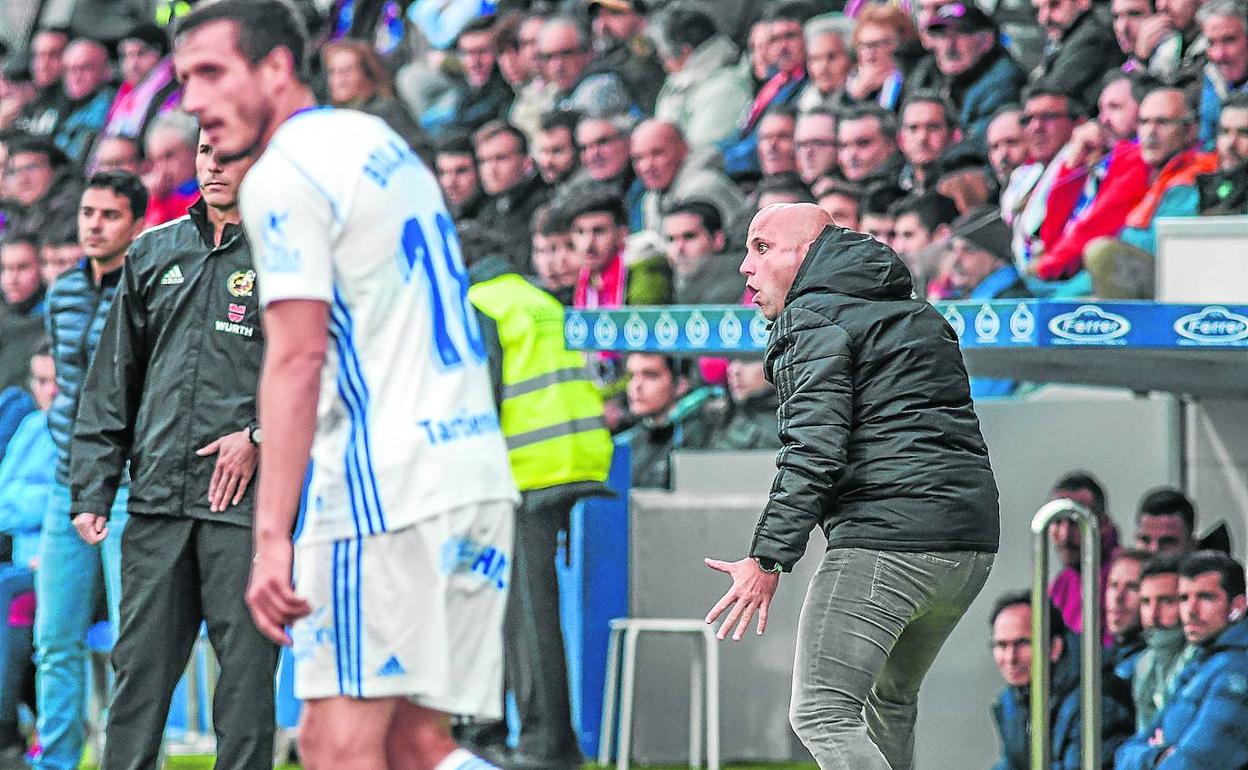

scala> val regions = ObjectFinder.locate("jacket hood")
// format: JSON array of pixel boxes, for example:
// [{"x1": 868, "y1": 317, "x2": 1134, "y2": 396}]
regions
[
  {"x1": 1211, "y1": 617, "x2": 1248, "y2": 653},
  {"x1": 786, "y1": 225, "x2": 913, "y2": 304}
]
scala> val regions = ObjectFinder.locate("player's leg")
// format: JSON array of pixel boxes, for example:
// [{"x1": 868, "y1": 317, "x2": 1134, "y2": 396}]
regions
[
  {"x1": 195, "y1": 520, "x2": 279, "y2": 770},
  {"x1": 788, "y1": 547, "x2": 915, "y2": 770},
  {"x1": 32, "y1": 483, "x2": 102, "y2": 770},
  {"x1": 863, "y1": 551, "x2": 995, "y2": 770},
  {"x1": 384, "y1": 700, "x2": 464, "y2": 770},
  {"x1": 101, "y1": 515, "x2": 202, "y2": 770},
  {"x1": 298, "y1": 696, "x2": 398, "y2": 770}
]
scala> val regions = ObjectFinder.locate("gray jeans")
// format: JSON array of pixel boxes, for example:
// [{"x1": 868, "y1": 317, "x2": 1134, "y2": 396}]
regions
[{"x1": 789, "y1": 547, "x2": 994, "y2": 770}]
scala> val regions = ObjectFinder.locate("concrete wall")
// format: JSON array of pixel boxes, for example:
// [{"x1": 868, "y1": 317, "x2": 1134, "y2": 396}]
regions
[{"x1": 623, "y1": 389, "x2": 1179, "y2": 768}]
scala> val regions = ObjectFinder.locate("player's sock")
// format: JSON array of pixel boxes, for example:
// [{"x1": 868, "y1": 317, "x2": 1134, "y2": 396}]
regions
[{"x1": 433, "y1": 747, "x2": 499, "y2": 770}]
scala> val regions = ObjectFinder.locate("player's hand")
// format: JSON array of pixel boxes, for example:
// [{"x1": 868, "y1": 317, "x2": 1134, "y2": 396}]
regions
[
  {"x1": 197, "y1": 430, "x2": 258, "y2": 513},
  {"x1": 72, "y1": 513, "x2": 109, "y2": 545},
  {"x1": 704, "y1": 557, "x2": 780, "y2": 641},
  {"x1": 246, "y1": 536, "x2": 310, "y2": 645}
]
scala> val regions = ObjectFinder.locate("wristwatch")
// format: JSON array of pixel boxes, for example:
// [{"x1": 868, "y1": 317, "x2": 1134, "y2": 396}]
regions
[
  {"x1": 755, "y1": 556, "x2": 783, "y2": 574},
  {"x1": 247, "y1": 424, "x2": 263, "y2": 446}
]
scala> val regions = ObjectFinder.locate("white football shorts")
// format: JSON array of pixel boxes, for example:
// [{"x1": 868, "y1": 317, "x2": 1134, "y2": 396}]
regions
[{"x1": 290, "y1": 499, "x2": 515, "y2": 718}]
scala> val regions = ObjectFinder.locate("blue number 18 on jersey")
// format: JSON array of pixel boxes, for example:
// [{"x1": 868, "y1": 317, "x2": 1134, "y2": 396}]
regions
[{"x1": 397, "y1": 212, "x2": 487, "y2": 368}]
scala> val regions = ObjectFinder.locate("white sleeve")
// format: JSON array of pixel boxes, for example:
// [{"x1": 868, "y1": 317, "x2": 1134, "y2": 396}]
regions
[{"x1": 241, "y1": 150, "x2": 336, "y2": 306}]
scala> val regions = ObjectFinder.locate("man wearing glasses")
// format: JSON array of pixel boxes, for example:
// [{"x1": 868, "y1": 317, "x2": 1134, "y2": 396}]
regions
[
  {"x1": 0, "y1": 136, "x2": 80, "y2": 239},
  {"x1": 536, "y1": 17, "x2": 633, "y2": 119}
]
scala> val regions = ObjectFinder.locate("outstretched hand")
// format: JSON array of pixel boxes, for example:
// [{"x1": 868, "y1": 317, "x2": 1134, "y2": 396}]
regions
[{"x1": 704, "y1": 557, "x2": 780, "y2": 641}]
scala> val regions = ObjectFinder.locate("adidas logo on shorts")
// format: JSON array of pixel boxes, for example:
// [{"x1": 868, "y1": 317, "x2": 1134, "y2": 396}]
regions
[{"x1": 378, "y1": 655, "x2": 406, "y2": 677}]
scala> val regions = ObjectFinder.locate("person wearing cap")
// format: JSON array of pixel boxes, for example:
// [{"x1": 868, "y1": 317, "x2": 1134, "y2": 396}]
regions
[
  {"x1": 97, "y1": 21, "x2": 180, "y2": 150},
  {"x1": 586, "y1": 0, "x2": 665, "y2": 114},
  {"x1": 933, "y1": 141, "x2": 996, "y2": 213},
  {"x1": 905, "y1": 1, "x2": 1026, "y2": 141},
  {"x1": 1032, "y1": 0, "x2": 1125, "y2": 112},
  {"x1": 0, "y1": 135, "x2": 81, "y2": 239}
]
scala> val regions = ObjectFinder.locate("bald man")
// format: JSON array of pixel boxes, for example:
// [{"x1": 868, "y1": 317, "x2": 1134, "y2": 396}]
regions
[
  {"x1": 706, "y1": 204, "x2": 1000, "y2": 770},
  {"x1": 631, "y1": 118, "x2": 746, "y2": 234}
]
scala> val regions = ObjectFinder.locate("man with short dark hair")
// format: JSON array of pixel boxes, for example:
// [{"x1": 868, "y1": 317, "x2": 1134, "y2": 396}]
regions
[
  {"x1": 15, "y1": 28, "x2": 69, "y2": 137},
  {"x1": 474, "y1": 119, "x2": 553, "y2": 272},
  {"x1": 0, "y1": 136, "x2": 81, "y2": 239},
  {"x1": 757, "y1": 105, "x2": 798, "y2": 179},
  {"x1": 435, "y1": 130, "x2": 487, "y2": 222},
  {"x1": 1135, "y1": 487, "x2": 1198, "y2": 556},
  {"x1": 1131, "y1": 554, "x2": 1187, "y2": 730},
  {"x1": 567, "y1": 191, "x2": 670, "y2": 308},
  {"x1": 1045, "y1": 470, "x2": 1122, "y2": 640},
  {"x1": 898, "y1": 91, "x2": 961, "y2": 192},
  {"x1": 907, "y1": 2, "x2": 1027, "y2": 140},
  {"x1": 1032, "y1": 0, "x2": 1125, "y2": 109},
  {"x1": 794, "y1": 108, "x2": 839, "y2": 186},
  {"x1": 35, "y1": 170, "x2": 147, "y2": 770},
  {"x1": 0, "y1": 233, "x2": 48, "y2": 393},
  {"x1": 1117, "y1": 551, "x2": 1248, "y2": 770},
  {"x1": 436, "y1": 16, "x2": 514, "y2": 135},
  {"x1": 616, "y1": 353, "x2": 714, "y2": 489},
  {"x1": 989, "y1": 592, "x2": 1135, "y2": 770},
  {"x1": 709, "y1": 359, "x2": 781, "y2": 451},
  {"x1": 661, "y1": 201, "x2": 742, "y2": 304},
  {"x1": 986, "y1": 108, "x2": 1028, "y2": 187},
  {"x1": 888, "y1": 191, "x2": 959, "y2": 286},
  {"x1": 530, "y1": 205, "x2": 579, "y2": 305},
  {"x1": 71, "y1": 135, "x2": 276, "y2": 770},
  {"x1": 1197, "y1": 92, "x2": 1248, "y2": 214},
  {"x1": 1106, "y1": 549, "x2": 1149, "y2": 669},
  {"x1": 533, "y1": 109, "x2": 580, "y2": 188},
  {"x1": 837, "y1": 104, "x2": 900, "y2": 184}
]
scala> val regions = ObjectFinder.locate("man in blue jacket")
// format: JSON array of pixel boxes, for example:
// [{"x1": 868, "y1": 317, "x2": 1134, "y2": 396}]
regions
[{"x1": 1117, "y1": 550, "x2": 1248, "y2": 770}]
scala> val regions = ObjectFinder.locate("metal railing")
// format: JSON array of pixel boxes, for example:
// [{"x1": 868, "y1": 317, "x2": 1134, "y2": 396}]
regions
[{"x1": 1030, "y1": 499, "x2": 1102, "y2": 770}]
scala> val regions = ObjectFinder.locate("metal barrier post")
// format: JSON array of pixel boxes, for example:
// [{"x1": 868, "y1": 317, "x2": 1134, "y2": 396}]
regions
[{"x1": 1030, "y1": 499, "x2": 1101, "y2": 770}]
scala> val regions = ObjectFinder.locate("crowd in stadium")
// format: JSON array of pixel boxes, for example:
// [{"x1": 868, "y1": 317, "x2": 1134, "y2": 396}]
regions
[{"x1": 0, "y1": 0, "x2": 1246, "y2": 767}]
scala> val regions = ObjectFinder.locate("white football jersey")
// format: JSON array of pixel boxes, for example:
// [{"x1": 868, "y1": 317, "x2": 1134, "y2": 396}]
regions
[{"x1": 241, "y1": 107, "x2": 518, "y2": 544}]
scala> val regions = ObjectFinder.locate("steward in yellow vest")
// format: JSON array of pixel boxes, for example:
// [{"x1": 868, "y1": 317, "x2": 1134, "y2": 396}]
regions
[{"x1": 456, "y1": 224, "x2": 611, "y2": 770}]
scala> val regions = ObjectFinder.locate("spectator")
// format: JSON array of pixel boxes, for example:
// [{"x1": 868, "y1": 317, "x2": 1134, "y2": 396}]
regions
[
  {"x1": 750, "y1": 172, "x2": 817, "y2": 209},
  {"x1": 859, "y1": 184, "x2": 904, "y2": 245},
  {"x1": 434, "y1": 129, "x2": 487, "y2": 223},
  {"x1": 986, "y1": 108, "x2": 1028, "y2": 189},
  {"x1": 15, "y1": 29, "x2": 69, "y2": 138},
  {"x1": 52, "y1": 39, "x2": 115, "y2": 166},
  {"x1": 1113, "y1": 0, "x2": 1154, "y2": 70},
  {"x1": 843, "y1": 4, "x2": 915, "y2": 110},
  {"x1": 320, "y1": 39, "x2": 422, "y2": 148},
  {"x1": 0, "y1": 135, "x2": 80, "y2": 238},
  {"x1": 1001, "y1": 84, "x2": 1081, "y2": 281},
  {"x1": 1106, "y1": 549, "x2": 1149, "y2": 669},
  {"x1": 530, "y1": 205, "x2": 580, "y2": 305},
  {"x1": 424, "y1": 17, "x2": 515, "y2": 136},
  {"x1": 796, "y1": 14, "x2": 852, "y2": 113},
  {"x1": 899, "y1": 90, "x2": 961, "y2": 192},
  {"x1": 1116, "y1": 551, "x2": 1248, "y2": 770},
  {"x1": 908, "y1": 2, "x2": 1027, "y2": 141},
  {"x1": 1196, "y1": 0, "x2": 1248, "y2": 147},
  {"x1": 0, "y1": 343, "x2": 56, "y2": 765},
  {"x1": 615, "y1": 353, "x2": 714, "y2": 488},
  {"x1": 1135, "y1": 487, "x2": 1198, "y2": 556},
  {"x1": 537, "y1": 17, "x2": 634, "y2": 119},
  {"x1": 744, "y1": 17, "x2": 775, "y2": 88},
  {"x1": 506, "y1": 14, "x2": 561, "y2": 139},
  {"x1": 0, "y1": 59, "x2": 37, "y2": 133},
  {"x1": 794, "y1": 107, "x2": 839, "y2": 186},
  {"x1": 141, "y1": 110, "x2": 199, "y2": 227},
  {"x1": 1032, "y1": 0, "x2": 1126, "y2": 110},
  {"x1": 708, "y1": 359, "x2": 781, "y2": 451},
  {"x1": 36, "y1": 171, "x2": 146, "y2": 770},
  {"x1": 1134, "y1": 0, "x2": 1205, "y2": 84},
  {"x1": 568, "y1": 190, "x2": 670, "y2": 308},
  {"x1": 757, "y1": 105, "x2": 798, "y2": 179},
  {"x1": 574, "y1": 114, "x2": 637, "y2": 203},
  {"x1": 533, "y1": 109, "x2": 580, "y2": 188},
  {"x1": 933, "y1": 142, "x2": 996, "y2": 213},
  {"x1": 661, "y1": 200, "x2": 742, "y2": 304},
  {"x1": 97, "y1": 22, "x2": 179, "y2": 149},
  {"x1": 989, "y1": 592, "x2": 1135, "y2": 770},
  {"x1": 720, "y1": 1, "x2": 820, "y2": 179},
  {"x1": 812, "y1": 176, "x2": 862, "y2": 228},
  {"x1": 586, "y1": 0, "x2": 665, "y2": 114},
  {"x1": 1131, "y1": 554, "x2": 1187, "y2": 731},
  {"x1": 92, "y1": 134, "x2": 142, "y2": 175},
  {"x1": 473, "y1": 120, "x2": 553, "y2": 272},
  {"x1": 0, "y1": 233, "x2": 47, "y2": 393},
  {"x1": 1197, "y1": 92, "x2": 1248, "y2": 213},
  {"x1": 1046, "y1": 471, "x2": 1122, "y2": 640},
  {"x1": 631, "y1": 119, "x2": 745, "y2": 236},
  {"x1": 1084, "y1": 86, "x2": 1216, "y2": 298},
  {"x1": 38, "y1": 235, "x2": 80, "y2": 288},
  {"x1": 889, "y1": 191, "x2": 959, "y2": 289},
  {"x1": 837, "y1": 104, "x2": 901, "y2": 185},
  {"x1": 651, "y1": 3, "x2": 752, "y2": 148},
  {"x1": 1029, "y1": 74, "x2": 1150, "y2": 283}
]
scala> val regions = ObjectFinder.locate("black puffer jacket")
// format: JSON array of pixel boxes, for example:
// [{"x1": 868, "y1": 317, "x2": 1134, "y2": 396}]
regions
[{"x1": 749, "y1": 226, "x2": 999, "y2": 569}]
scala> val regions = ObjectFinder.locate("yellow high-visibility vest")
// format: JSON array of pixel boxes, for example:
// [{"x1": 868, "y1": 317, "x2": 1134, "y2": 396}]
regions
[{"x1": 469, "y1": 273, "x2": 613, "y2": 491}]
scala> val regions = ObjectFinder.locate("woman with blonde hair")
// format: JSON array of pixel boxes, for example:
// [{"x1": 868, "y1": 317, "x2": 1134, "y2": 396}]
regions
[{"x1": 845, "y1": 4, "x2": 918, "y2": 108}]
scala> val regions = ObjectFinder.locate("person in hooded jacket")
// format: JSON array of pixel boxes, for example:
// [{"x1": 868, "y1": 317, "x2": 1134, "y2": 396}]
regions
[{"x1": 704, "y1": 202, "x2": 999, "y2": 770}]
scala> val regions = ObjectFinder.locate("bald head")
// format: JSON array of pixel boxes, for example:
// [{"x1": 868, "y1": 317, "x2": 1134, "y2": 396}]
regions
[
  {"x1": 631, "y1": 119, "x2": 688, "y2": 191},
  {"x1": 63, "y1": 39, "x2": 111, "y2": 100},
  {"x1": 741, "y1": 204, "x2": 832, "y2": 319}
]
